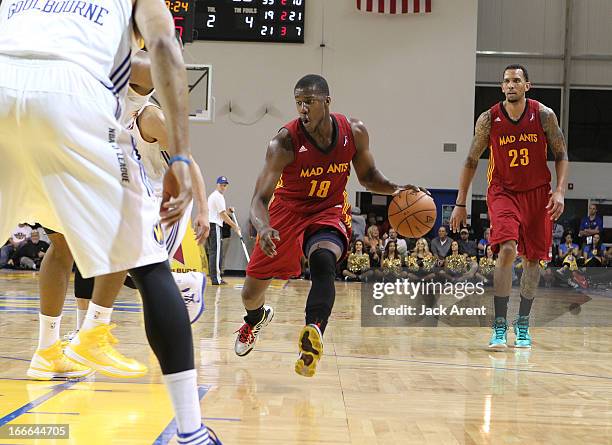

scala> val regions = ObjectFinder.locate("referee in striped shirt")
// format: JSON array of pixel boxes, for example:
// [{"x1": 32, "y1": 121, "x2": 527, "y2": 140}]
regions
[{"x1": 207, "y1": 176, "x2": 241, "y2": 285}]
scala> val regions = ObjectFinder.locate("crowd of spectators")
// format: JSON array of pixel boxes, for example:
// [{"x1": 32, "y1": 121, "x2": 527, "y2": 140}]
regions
[
  {"x1": 0, "y1": 223, "x2": 50, "y2": 270},
  {"x1": 336, "y1": 205, "x2": 612, "y2": 289}
]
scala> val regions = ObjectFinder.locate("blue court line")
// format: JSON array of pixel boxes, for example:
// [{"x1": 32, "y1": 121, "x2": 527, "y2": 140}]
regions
[
  {"x1": 69, "y1": 388, "x2": 131, "y2": 393},
  {"x1": 0, "y1": 356, "x2": 30, "y2": 363},
  {"x1": 0, "y1": 296, "x2": 39, "y2": 301},
  {"x1": 3, "y1": 344, "x2": 612, "y2": 383},
  {"x1": 336, "y1": 353, "x2": 612, "y2": 381},
  {"x1": 153, "y1": 386, "x2": 209, "y2": 445},
  {"x1": 0, "y1": 336, "x2": 35, "y2": 340},
  {"x1": 200, "y1": 344, "x2": 612, "y2": 382},
  {"x1": 26, "y1": 411, "x2": 79, "y2": 416},
  {"x1": 0, "y1": 377, "x2": 158, "y2": 386},
  {"x1": 0, "y1": 306, "x2": 142, "y2": 313},
  {"x1": 0, "y1": 381, "x2": 77, "y2": 427},
  {"x1": 0, "y1": 296, "x2": 143, "y2": 307},
  {"x1": 203, "y1": 417, "x2": 241, "y2": 422}
]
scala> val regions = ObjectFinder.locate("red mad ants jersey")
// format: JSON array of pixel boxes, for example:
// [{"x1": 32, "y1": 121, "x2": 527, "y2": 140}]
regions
[
  {"x1": 274, "y1": 113, "x2": 356, "y2": 219},
  {"x1": 487, "y1": 99, "x2": 551, "y2": 192}
]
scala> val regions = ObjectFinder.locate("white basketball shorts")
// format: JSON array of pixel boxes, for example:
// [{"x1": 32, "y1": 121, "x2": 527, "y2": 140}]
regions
[
  {"x1": 0, "y1": 55, "x2": 168, "y2": 278},
  {"x1": 162, "y1": 197, "x2": 193, "y2": 260}
]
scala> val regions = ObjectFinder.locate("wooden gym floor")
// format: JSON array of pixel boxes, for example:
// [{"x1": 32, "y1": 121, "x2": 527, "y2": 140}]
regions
[{"x1": 1, "y1": 270, "x2": 612, "y2": 444}]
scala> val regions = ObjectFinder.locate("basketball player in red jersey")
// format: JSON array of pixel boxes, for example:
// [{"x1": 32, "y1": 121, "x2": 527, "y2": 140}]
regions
[
  {"x1": 234, "y1": 74, "x2": 424, "y2": 376},
  {"x1": 450, "y1": 65, "x2": 569, "y2": 349}
]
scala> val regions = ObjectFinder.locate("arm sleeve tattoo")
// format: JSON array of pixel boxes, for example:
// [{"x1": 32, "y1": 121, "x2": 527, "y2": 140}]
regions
[
  {"x1": 465, "y1": 110, "x2": 491, "y2": 169},
  {"x1": 539, "y1": 106, "x2": 568, "y2": 161}
]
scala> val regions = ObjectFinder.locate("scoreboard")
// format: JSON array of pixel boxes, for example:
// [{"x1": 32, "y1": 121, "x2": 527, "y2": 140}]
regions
[
  {"x1": 167, "y1": 0, "x2": 196, "y2": 43},
  {"x1": 193, "y1": 0, "x2": 305, "y2": 43},
  {"x1": 0, "y1": 0, "x2": 305, "y2": 44}
]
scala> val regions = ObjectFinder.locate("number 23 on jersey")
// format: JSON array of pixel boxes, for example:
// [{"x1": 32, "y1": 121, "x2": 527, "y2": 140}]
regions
[{"x1": 509, "y1": 148, "x2": 530, "y2": 167}]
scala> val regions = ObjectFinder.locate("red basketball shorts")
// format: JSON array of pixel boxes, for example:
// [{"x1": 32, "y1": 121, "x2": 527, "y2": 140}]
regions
[
  {"x1": 246, "y1": 198, "x2": 352, "y2": 280},
  {"x1": 487, "y1": 182, "x2": 552, "y2": 261}
]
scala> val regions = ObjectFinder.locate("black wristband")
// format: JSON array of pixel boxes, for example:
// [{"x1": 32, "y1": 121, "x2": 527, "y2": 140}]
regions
[{"x1": 455, "y1": 203, "x2": 466, "y2": 208}]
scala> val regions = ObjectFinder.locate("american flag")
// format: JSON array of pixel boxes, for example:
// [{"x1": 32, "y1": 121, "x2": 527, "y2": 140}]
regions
[{"x1": 356, "y1": 0, "x2": 432, "y2": 14}]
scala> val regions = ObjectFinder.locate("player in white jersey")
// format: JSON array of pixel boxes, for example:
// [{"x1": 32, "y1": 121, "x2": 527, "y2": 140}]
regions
[
  {"x1": 0, "y1": 0, "x2": 221, "y2": 443},
  {"x1": 71, "y1": 54, "x2": 209, "y2": 326}
]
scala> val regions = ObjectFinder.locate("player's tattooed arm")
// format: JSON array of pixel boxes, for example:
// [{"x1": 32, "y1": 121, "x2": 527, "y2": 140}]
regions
[
  {"x1": 465, "y1": 110, "x2": 491, "y2": 169},
  {"x1": 350, "y1": 118, "x2": 422, "y2": 195},
  {"x1": 539, "y1": 105, "x2": 568, "y2": 162},
  {"x1": 454, "y1": 111, "x2": 490, "y2": 202},
  {"x1": 250, "y1": 130, "x2": 294, "y2": 256},
  {"x1": 449, "y1": 110, "x2": 490, "y2": 232},
  {"x1": 539, "y1": 104, "x2": 569, "y2": 220}
]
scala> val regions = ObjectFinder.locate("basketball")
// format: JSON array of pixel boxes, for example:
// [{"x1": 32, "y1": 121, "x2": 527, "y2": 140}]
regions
[{"x1": 388, "y1": 190, "x2": 437, "y2": 238}]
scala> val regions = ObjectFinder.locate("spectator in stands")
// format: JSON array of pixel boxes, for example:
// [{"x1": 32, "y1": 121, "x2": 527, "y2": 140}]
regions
[
  {"x1": 458, "y1": 227, "x2": 478, "y2": 257},
  {"x1": 12, "y1": 231, "x2": 49, "y2": 269},
  {"x1": 578, "y1": 204, "x2": 603, "y2": 247},
  {"x1": 351, "y1": 207, "x2": 366, "y2": 241},
  {"x1": 430, "y1": 226, "x2": 451, "y2": 263},
  {"x1": 555, "y1": 248, "x2": 579, "y2": 283},
  {"x1": 342, "y1": 240, "x2": 373, "y2": 282},
  {"x1": 438, "y1": 240, "x2": 471, "y2": 282},
  {"x1": 605, "y1": 247, "x2": 612, "y2": 267},
  {"x1": 384, "y1": 228, "x2": 407, "y2": 256},
  {"x1": 0, "y1": 223, "x2": 33, "y2": 268},
  {"x1": 29, "y1": 223, "x2": 51, "y2": 244},
  {"x1": 366, "y1": 212, "x2": 376, "y2": 228},
  {"x1": 375, "y1": 240, "x2": 406, "y2": 282},
  {"x1": 406, "y1": 238, "x2": 436, "y2": 281},
  {"x1": 364, "y1": 225, "x2": 383, "y2": 267},
  {"x1": 367, "y1": 212, "x2": 389, "y2": 236},
  {"x1": 476, "y1": 245, "x2": 496, "y2": 284},
  {"x1": 477, "y1": 228, "x2": 491, "y2": 257},
  {"x1": 558, "y1": 232, "x2": 579, "y2": 261},
  {"x1": 552, "y1": 221, "x2": 564, "y2": 250},
  {"x1": 583, "y1": 233, "x2": 604, "y2": 267}
]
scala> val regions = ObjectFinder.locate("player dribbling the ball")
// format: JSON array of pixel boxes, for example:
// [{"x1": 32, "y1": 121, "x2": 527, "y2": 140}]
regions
[{"x1": 234, "y1": 74, "x2": 427, "y2": 377}]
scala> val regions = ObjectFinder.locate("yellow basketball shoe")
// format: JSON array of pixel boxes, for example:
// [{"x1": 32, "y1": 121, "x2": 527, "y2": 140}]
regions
[
  {"x1": 27, "y1": 341, "x2": 95, "y2": 380},
  {"x1": 64, "y1": 324, "x2": 148, "y2": 378},
  {"x1": 294, "y1": 324, "x2": 323, "y2": 378}
]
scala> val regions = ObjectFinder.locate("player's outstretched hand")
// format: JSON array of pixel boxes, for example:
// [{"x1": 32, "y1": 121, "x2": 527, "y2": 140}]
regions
[
  {"x1": 449, "y1": 206, "x2": 467, "y2": 233},
  {"x1": 258, "y1": 226, "x2": 280, "y2": 258},
  {"x1": 192, "y1": 212, "x2": 210, "y2": 244},
  {"x1": 546, "y1": 190, "x2": 565, "y2": 221},
  {"x1": 161, "y1": 161, "x2": 193, "y2": 226}
]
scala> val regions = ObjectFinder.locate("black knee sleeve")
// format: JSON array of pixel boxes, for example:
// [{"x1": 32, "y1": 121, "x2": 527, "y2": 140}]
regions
[
  {"x1": 74, "y1": 266, "x2": 94, "y2": 300},
  {"x1": 123, "y1": 275, "x2": 138, "y2": 289},
  {"x1": 305, "y1": 248, "x2": 337, "y2": 334},
  {"x1": 129, "y1": 261, "x2": 194, "y2": 374}
]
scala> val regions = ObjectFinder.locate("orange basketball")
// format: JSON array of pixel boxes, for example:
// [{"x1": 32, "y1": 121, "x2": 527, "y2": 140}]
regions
[{"x1": 387, "y1": 190, "x2": 436, "y2": 238}]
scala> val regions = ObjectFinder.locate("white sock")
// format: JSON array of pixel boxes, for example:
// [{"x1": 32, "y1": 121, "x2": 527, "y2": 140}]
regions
[
  {"x1": 38, "y1": 314, "x2": 61, "y2": 349},
  {"x1": 162, "y1": 369, "x2": 202, "y2": 435},
  {"x1": 80, "y1": 302, "x2": 113, "y2": 331},
  {"x1": 76, "y1": 308, "x2": 87, "y2": 330}
]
